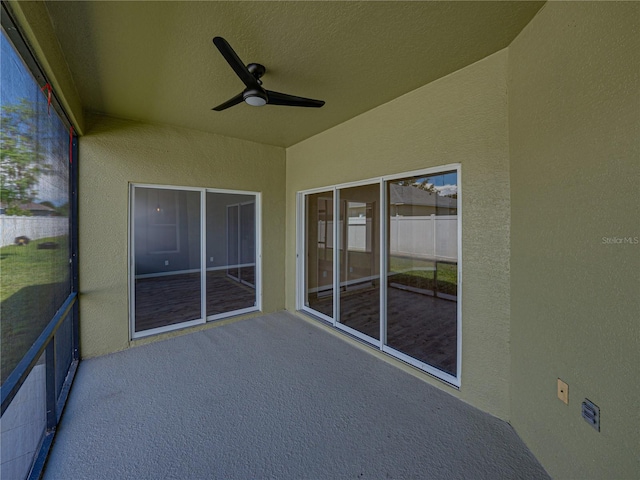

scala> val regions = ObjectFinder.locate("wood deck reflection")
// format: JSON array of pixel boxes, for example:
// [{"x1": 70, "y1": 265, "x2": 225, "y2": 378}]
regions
[
  {"x1": 134, "y1": 270, "x2": 255, "y2": 332},
  {"x1": 308, "y1": 284, "x2": 457, "y2": 375},
  {"x1": 135, "y1": 271, "x2": 455, "y2": 376}
]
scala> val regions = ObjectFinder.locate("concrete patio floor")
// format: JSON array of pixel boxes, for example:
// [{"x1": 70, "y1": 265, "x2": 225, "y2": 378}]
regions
[{"x1": 43, "y1": 312, "x2": 548, "y2": 479}]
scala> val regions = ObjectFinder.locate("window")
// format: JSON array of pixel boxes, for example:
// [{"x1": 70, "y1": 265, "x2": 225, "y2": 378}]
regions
[
  {"x1": 130, "y1": 185, "x2": 260, "y2": 337},
  {"x1": 297, "y1": 166, "x2": 461, "y2": 386}
]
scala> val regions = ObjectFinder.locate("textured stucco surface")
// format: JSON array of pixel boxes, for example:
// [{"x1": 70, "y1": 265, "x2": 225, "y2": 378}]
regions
[
  {"x1": 508, "y1": 3, "x2": 640, "y2": 479},
  {"x1": 44, "y1": 312, "x2": 548, "y2": 480},
  {"x1": 78, "y1": 114, "x2": 286, "y2": 358},
  {"x1": 285, "y1": 50, "x2": 511, "y2": 419},
  {"x1": 41, "y1": 1, "x2": 543, "y2": 147}
]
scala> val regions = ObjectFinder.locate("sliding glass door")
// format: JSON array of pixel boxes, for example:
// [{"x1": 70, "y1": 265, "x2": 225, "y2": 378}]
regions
[
  {"x1": 207, "y1": 193, "x2": 257, "y2": 318},
  {"x1": 298, "y1": 166, "x2": 460, "y2": 385},
  {"x1": 385, "y1": 171, "x2": 458, "y2": 377},
  {"x1": 131, "y1": 186, "x2": 260, "y2": 338},
  {"x1": 337, "y1": 184, "x2": 380, "y2": 341},
  {"x1": 132, "y1": 187, "x2": 202, "y2": 334},
  {"x1": 304, "y1": 191, "x2": 334, "y2": 319}
]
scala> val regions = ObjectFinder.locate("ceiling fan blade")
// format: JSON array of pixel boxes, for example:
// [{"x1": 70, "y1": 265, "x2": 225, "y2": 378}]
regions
[
  {"x1": 212, "y1": 37, "x2": 259, "y2": 89},
  {"x1": 212, "y1": 92, "x2": 244, "y2": 111},
  {"x1": 266, "y1": 90, "x2": 325, "y2": 108}
]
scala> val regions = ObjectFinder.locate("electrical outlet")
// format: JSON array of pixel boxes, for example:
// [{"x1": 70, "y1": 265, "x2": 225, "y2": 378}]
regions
[
  {"x1": 557, "y1": 378, "x2": 569, "y2": 405},
  {"x1": 164, "y1": 260, "x2": 169, "y2": 266},
  {"x1": 210, "y1": 257, "x2": 214, "y2": 262}
]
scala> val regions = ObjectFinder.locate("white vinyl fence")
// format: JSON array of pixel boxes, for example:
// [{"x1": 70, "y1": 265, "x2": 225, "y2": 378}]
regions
[
  {"x1": 318, "y1": 215, "x2": 458, "y2": 262},
  {"x1": 0, "y1": 215, "x2": 69, "y2": 247},
  {"x1": 390, "y1": 215, "x2": 457, "y2": 261}
]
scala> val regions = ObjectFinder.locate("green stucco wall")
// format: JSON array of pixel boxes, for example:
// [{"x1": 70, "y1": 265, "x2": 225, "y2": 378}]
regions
[
  {"x1": 508, "y1": 3, "x2": 640, "y2": 479},
  {"x1": 286, "y1": 50, "x2": 512, "y2": 419},
  {"x1": 78, "y1": 114, "x2": 286, "y2": 357}
]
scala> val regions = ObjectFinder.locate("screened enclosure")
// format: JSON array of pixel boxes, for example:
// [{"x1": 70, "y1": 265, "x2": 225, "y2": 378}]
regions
[{"x1": 0, "y1": 5, "x2": 79, "y2": 479}]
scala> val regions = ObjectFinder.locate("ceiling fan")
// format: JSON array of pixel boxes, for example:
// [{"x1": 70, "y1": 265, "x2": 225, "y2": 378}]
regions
[{"x1": 212, "y1": 36, "x2": 325, "y2": 111}]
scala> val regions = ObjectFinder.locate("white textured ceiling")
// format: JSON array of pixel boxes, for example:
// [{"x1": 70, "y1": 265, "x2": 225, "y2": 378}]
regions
[{"x1": 44, "y1": 1, "x2": 544, "y2": 147}]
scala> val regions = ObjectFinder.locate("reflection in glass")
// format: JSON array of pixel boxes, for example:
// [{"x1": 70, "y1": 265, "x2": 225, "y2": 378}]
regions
[
  {"x1": 304, "y1": 192, "x2": 334, "y2": 318},
  {"x1": 133, "y1": 188, "x2": 201, "y2": 332},
  {"x1": 338, "y1": 184, "x2": 380, "y2": 340},
  {"x1": 0, "y1": 30, "x2": 71, "y2": 383},
  {"x1": 239, "y1": 202, "x2": 256, "y2": 287},
  {"x1": 386, "y1": 171, "x2": 458, "y2": 375},
  {"x1": 206, "y1": 193, "x2": 256, "y2": 317},
  {"x1": 226, "y1": 204, "x2": 239, "y2": 280}
]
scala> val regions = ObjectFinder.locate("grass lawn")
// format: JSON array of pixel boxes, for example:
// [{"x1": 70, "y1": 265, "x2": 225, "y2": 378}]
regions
[
  {"x1": 317, "y1": 248, "x2": 458, "y2": 294},
  {"x1": 389, "y1": 256, "x2": 457, "y2": 296},
  {"x1": 322, "y1": 248, "x2": 458, "y2": 296},
  {"x1": 1, "y1": 236, "x2": 70, "y2": 384}
]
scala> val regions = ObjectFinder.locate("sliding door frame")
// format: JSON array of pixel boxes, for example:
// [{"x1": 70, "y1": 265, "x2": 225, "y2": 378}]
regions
[
  {"x1": 333, "y1": 179, "x2": 383, "y2": 346},
  {"x1": 296, "y1": 164, "x2": 462, "y2": 387},
  {"x1": 297, "y1": 187, "x2": 335, "y2": 324},
  {"x1": 381, "y1": 165, "x2": 462, "y2": 386},
  {"x1": 129, "y1": 184, "x2": 261, "y2": 339}
]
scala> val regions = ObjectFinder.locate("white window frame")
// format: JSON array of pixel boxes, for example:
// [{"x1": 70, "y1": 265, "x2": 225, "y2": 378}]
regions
[
  {"x1": 296, "y1": 164, "x2": 462, "y2": 387},
  {"x1": 129, "y1": 184, "x2": 261, "y2": 339}
]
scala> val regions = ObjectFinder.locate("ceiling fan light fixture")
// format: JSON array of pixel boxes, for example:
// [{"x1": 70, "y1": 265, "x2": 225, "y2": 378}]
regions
[
  {"x1": 243, "y1": 89, "x2": 267, "y2": 107},
  {"x1": 244, "y1": 95, "x2": 267, "y2": 107}
]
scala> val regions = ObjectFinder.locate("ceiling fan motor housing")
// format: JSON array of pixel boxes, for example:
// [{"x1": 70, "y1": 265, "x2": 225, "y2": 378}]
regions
[{"x1": 247, "y1": 63, "x2": 266, "y2": 81}]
